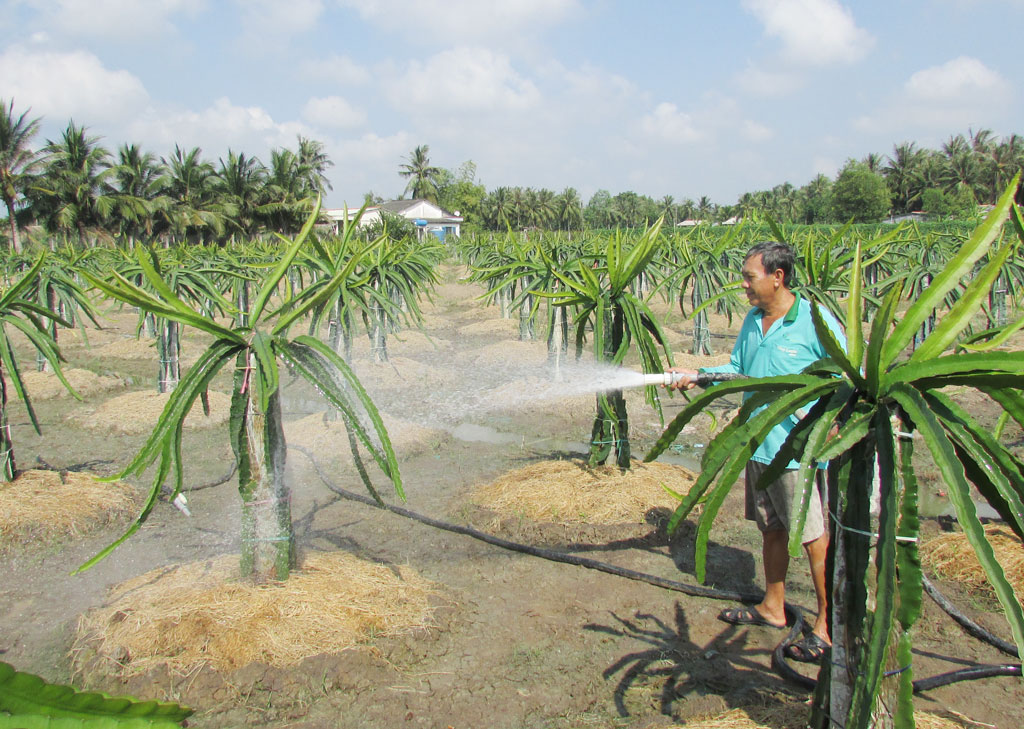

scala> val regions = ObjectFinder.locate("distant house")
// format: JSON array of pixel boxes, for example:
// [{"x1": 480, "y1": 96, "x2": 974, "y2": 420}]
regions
[
  {"x1": 885, "y1": 211, "x2": 930, "y2": 224},
  {"x1": 324, "y1": 199, "x2": 463, "y2": 241}
]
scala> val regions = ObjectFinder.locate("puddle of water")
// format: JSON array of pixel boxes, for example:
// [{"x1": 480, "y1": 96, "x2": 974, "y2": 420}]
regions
[
  {"x1": 449, "y1": 423, "x2": 524, "y2": 446},
  {"x1": 919, "y1": 487, "x2": 1001, "y2": 520}
]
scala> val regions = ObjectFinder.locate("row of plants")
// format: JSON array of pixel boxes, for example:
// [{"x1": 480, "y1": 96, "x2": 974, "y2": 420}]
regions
[
  {"x1": 2, "y1": 188, "x2": 1023, "y2": 728},
  {"x1": 456, "y1": 216, "x2": 1024, "y2": 471}
]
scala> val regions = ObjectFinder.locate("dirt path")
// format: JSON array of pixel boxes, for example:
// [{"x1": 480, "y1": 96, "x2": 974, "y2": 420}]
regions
[{"x1": 1, "y1": 265, "x2": 1020, "y2": 728}]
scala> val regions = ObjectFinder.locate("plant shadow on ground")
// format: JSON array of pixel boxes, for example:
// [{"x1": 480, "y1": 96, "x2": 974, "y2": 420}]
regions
[{"x1": 586, "y1": 601, "x2": 799, "y2": 721}]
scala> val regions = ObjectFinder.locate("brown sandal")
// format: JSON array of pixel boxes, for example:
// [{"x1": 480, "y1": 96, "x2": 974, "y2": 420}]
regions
[{"x1": 785, "y1": 633, "x2": 830, "y2": 663}]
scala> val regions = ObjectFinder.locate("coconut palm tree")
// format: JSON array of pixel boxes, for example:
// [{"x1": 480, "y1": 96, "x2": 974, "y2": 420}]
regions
[
  {"x1": 32, "y1": 122, "x2": 113, "y2": 247},
  {"x1": 398, "y1": 145, "x2": 441, "y2": 202},
  {"x1": 77, "y1": 201, "x2": 402, "y2": 582},
  {"x1": 296, "y1": 135, "x2": 333, "y2": 196},
  {"x1": 214, "y1": 150, "x2": 268, "y2": 242},
  {"x1": 163, "y1": 145, "x2": 223, "y2": 245},
  {"x1": 108, "y1": 143, "x2": 171, "y2": 246},
  {"x1": 0, "y1": 99, "x2": 42, "y2": 254}
]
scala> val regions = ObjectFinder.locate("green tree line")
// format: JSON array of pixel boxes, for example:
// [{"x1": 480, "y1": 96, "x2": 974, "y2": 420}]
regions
[{"x1": 5, "y1": 98, "x2": 1024, "y2": 250}]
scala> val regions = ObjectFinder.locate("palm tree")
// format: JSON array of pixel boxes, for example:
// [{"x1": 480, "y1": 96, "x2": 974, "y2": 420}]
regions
[
  {"x1": 861, "y1": 152, "x2": 884, "y2": 174},
  {"x1": 555, "y1": 187, "x2": 584, "y2": 230},
  {"x1": 884, "y1": 142, "x2": 926, "y2": 214},
  {"x1": 484, "y1": 186, "x2": 514, "y2": 229},
  {"x1": 530, "y1": 188, "x2": 558, "y2": 229},
  {"x1": 108, "y1": 143, "x2": 170, "y2": 246},
  {"x1": 296, "y1": 136, "x2": 333, "y2": 196},
  {"x1": 398, "y1": 145, "x2": 441, "y2": 202},
  {"x1": 696, "y1": 196, "x2": 715, "y2": 222},
  {"x1": 32, "y1": 121, "x2": 113, "y2": 247},
  {"x1": 264, "y1": 147, "x2": 312, "y2": 235},
  {"x1": 0, "y1": 99, "x2": 42, "y2": 253},
  {"x1": 163, "y1": 145, "x2": 223, "y2": 245},
  {"x1": 213, "y1": 150, "x2": 268, "y2": 241}
]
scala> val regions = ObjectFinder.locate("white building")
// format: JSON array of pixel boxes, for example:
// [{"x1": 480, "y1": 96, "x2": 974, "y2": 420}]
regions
[{"x1": 324, "y1": 199, "x2": 463, "y2": 241}]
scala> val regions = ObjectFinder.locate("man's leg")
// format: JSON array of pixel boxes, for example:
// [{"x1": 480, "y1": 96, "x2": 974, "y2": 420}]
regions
[
  {"x1": 755, "y1": 528, "x2": 789, "y2": 627},
  {"x1": 804, "y1": 531, "x2": 830, "y2": 643}
]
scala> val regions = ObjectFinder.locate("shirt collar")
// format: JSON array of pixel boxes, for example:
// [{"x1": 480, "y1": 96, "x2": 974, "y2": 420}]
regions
[{"x1": 783, "y1": 291, "x2": 802, "y2": 324}]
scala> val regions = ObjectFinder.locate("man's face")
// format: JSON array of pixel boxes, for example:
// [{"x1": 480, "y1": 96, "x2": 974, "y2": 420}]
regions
[{"x1": 741, "y1": 254, "x2": 783, "y2": 310}]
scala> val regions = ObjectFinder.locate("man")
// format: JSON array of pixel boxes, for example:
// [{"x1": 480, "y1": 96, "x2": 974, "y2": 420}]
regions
[{"x1": 668, "y1": 240, "x2": 842, "y2": 663}]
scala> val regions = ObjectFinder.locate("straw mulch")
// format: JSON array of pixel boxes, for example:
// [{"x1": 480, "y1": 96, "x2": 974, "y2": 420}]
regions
[
  {"x1": 7, "y1": 367, "x2": 124, "y2": 400},
  {"x1": 0, "y1": 469, "x2": 136, "y2": 548},
  {"x1": 285, "y1": 411, "x2": 448, "y2": 460},
  {"x1": 921, "y1": 525, "x2": 1024, "y2": 602},
  {"x1": 350, "y1": 355, "x2": 451, "y2": 390},
  {"x1": 387, "y1": 330, "x2": 452, "y2": 356},
  {"x1": 67, "y1": 390, "x2": 232, "y2": 435},
  {"x1": 665, "y1": 704, "x2": 985, "y2": 729},
  {"x1": 459, "y1": 318, "x2": 519, "y2": 336},
  {"x1": 470, "y1": 459, "x2": 696, "y2": 526},
  {"x1": 72, "y1": 551, "x2": 439, "y2": 677},
  {"x1": 90, "y1": 337, "x2": 200, "y2": 366},
  {"x1": 472, "y1": 340, "x2": 550, "y2": 367}
]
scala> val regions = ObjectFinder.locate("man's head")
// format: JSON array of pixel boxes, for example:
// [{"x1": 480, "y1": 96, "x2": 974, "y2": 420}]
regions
[{"x1": 741, "y1": 241, "x2": 796, "y2": 311}]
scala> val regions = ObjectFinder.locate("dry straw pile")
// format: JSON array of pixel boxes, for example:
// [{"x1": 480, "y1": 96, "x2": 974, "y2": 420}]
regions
[
  {"x1": 921, "y1": 525, "x2": 1024, "y2": 601},
  {"x1": 285, "y1": 411, "x2": 448, "y2": 460},
  {"x1": 0, "y1": 469, "x2": 136, "y2": 547},
  {"x1": 73, "y1": 551, "x2": 439, "y2": 677},
  {"x1": 68, "y1": 390, "x2": 231, "y2": 435},
  {"x1": 471, "y1": 459, "x2": 696, "y2": 525},
  {"x1": 8, "y1": 368, "x2": 124, "y2": 400}
]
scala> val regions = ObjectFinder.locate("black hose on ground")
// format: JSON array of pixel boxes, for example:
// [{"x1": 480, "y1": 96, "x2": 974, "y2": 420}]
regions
[
  {"x1": 288, "y1": 445, "x2": 1022, "y2": 695},
  {"x1": 922, "y1": 575, "x2": 1019, "y2": 658}
]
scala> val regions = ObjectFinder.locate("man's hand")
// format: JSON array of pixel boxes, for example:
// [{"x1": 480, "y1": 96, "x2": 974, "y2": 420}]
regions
[{"x1": 665, "y1": 367, "x2": 700, "y2": 391}]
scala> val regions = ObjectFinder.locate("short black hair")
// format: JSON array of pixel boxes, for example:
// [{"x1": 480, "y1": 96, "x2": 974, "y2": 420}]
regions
[{"x1": 745, "y1": 241, "x2": 796, "y2": 288}]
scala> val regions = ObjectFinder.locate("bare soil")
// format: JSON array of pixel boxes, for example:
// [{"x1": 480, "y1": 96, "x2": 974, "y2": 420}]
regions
[{"x1": 1, "y1": 264, "x2": 1021, "y2": 728}]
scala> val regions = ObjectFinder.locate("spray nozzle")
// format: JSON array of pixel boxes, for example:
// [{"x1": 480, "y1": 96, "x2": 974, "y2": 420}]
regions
[{"x1": 635, "y1": 372, "x2": 749, "y2": 388}]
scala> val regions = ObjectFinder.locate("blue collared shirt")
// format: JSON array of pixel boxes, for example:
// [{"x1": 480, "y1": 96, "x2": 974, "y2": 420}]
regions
[{"x1": 701, "y1": 293, "x2": 844, "y2": 467}]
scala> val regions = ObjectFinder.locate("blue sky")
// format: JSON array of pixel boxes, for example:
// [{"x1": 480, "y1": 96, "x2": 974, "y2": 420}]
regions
[{"x1": 2, "y1": 0, "x2": 1022, "y2": 210}]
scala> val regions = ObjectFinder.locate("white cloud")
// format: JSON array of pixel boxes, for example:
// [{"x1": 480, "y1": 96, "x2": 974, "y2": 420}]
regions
[
  {"x1": 40, "y1": 0, "x2": 204, "y2": 41},
  {"x1": 742, "y1": 0, "x2": 873, "y2": 66},
  {"x1": 905, "y1": 56, "x2": 1010, "y2": 102},
  {"x1": 854, "y1": 56, "x2": 1012, "y2": 134},
  {"x1": 233, "y1": 0, "x2": 324, "y2": 38},
  {"x1": 301, "y1": 53, "x2": 371, "y2": 86},
  {"x1": 127, "y1": 97, "x2": 307, "y2": 156},
  {"x1": 327, "y1": 130, "x2": 415, "y2": 204},
  {"x1": 0, "y1": 46, "x2": 148, "y2": 123},
  {"x1": 735, "y1": 62, "x2": 804, "y2": 97},
  {"x1": 741, "y1": 119, "x2": 774, "y2": 142},
  {"x1": 387, "y1": 47, "x2": 540, "y2": 113},
  {"x1": 640, "y1": 103, "x2": 701, "y2": 144},
  {"x1": 334, "y1": 0, "x2": 580, "y2": 38},
  {"x1": 302, "y1": 95, "x2": 366, "y2": 129}
]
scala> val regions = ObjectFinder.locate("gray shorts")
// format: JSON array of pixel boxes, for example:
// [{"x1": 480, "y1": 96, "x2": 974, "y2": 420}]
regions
[{"x1": 744, "y1": 460, "x2": 826, "y2": 543}]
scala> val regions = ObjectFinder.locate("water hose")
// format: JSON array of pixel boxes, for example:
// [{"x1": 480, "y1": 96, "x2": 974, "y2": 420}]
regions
[{"x1": 287, "y1": 444, "x2": 1021, "y2": 695}]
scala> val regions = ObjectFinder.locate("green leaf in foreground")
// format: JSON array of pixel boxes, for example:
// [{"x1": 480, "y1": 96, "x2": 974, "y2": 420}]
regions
[{"x1": 0, "y1": 661, "x2": 191, "y2": 728}]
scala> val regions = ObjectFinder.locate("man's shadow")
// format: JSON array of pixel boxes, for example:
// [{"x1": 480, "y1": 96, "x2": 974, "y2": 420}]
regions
[
  {"x1": 585, "y1": 600, "x2": 794, "y2": 719},
  {"x1": 667, "y1": 519, "x2": 761, "y2": 593}
]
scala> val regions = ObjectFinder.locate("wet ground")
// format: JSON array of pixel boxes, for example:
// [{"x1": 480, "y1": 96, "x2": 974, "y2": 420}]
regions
[{"x1": 1, "y1": 265, "x2": 1020, "y2": 728}]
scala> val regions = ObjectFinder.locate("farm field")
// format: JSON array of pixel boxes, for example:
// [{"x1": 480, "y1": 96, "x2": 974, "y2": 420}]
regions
[{"x1": 0, "y1": 263, "x2": 1021, "y2": 729}]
